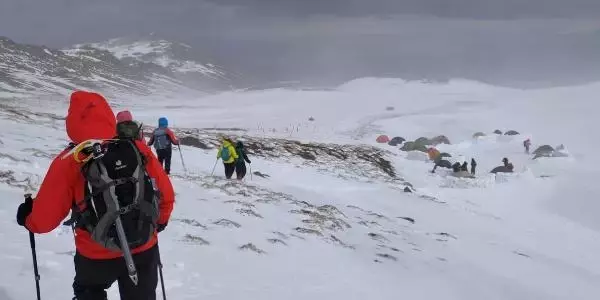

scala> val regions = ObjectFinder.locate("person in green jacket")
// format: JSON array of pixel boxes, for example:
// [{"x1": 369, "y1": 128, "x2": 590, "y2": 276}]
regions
[{"x1": 217, "y1": 137, "x2": 239, "y2": 179}]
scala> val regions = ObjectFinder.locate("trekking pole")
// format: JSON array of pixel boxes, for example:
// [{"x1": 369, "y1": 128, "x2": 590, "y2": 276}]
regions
[
  {"x1": 24, "y1": 194, "x2": 41, "y2": 300},
  {"x1": 249, "y1": 164, "x2": 253, "y2": 181},
  {"x1": 177, "y1": 145, "x2": 187, "y2": 173},
  {"x1": 156, "y1": 245, "x2": 167, "y2": 300},
  {"x1": 210, "y1": 159, "x2": 218, "y2": 176}
]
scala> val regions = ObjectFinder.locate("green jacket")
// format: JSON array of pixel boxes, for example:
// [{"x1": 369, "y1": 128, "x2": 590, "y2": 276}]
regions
[{"x1": 217, "y1": 140, "x2": 238, "y2": 164}]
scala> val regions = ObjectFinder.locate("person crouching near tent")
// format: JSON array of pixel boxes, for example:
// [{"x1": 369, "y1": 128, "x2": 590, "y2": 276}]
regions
[
  {"x1": 234, "y1": 141, "x2": 252, "y2": 180},
  {"x1": 217, "y1": 137, "x2": 239, "y2": 179}
]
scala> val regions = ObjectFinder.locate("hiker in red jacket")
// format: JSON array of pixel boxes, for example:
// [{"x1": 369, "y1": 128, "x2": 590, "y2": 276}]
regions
[{"x1": 15, "y1": 91, "x2": 175, "y2": 300}]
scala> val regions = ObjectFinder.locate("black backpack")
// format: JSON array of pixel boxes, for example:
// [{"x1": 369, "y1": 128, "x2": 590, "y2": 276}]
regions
[{"x1": 66, "y1": 139, "x2": 160, "y2": 252}]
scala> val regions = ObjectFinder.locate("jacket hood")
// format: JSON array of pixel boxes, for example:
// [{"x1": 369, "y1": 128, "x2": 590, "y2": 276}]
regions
[
  {"x1": 158, "y1": 117, "x2": 168, "y2": 128},
  {"x1": 236, "y1": 141, "x2": 244, "y2": 148},
  {"x1": 66, "y1": 91, "x2": 116, "y2": 143},
  {"x1": 223, "y1": 140, "x2": 233, "y2": 147},
  {"x1": 116, "y1": 110, "x2": 133, "y2": 123}
]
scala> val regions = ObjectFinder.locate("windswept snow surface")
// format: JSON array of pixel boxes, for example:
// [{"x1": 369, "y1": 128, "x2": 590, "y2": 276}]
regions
[{"x1": 1, "y1": 78, "x2": 600, "y2": 299}]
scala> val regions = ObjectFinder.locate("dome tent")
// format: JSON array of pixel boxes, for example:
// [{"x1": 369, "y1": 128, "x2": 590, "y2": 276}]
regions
[
  {"x1": 430, "y1": 135, "x2": 451, "y2": 145},
  {"x1": 388, "y1": 136, "x2": 405, "y2": 146},
  {"x1": 376, "y1": 135, "x2": 390, "y2": 143}
]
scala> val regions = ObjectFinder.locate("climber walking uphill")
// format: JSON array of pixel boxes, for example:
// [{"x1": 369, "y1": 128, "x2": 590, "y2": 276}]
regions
[
  {"x1": 15, "y1": 91, "x2": 175, "y2": 300},
  {"x1": 148, "y1": 117, "x2": 179, "y2": 175},
  {"x1": 217, "y1": 137, "x2": 239, "y2": 179},
  {"x1": 523, "y1": 138, "x2": 531, "y2": 154},
  {"x1": 235, "y1": 141, "x2": 252, "y2": 180}
]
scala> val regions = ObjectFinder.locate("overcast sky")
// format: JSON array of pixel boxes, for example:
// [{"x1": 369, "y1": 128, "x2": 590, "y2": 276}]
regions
[{"x1": 1, "y1": 0, "x2": 600, "y2": 87}]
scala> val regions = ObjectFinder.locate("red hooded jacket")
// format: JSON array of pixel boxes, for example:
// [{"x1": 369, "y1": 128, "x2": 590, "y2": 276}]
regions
[{"x1": 25, "y1": 91, "x2": 175, "y2": 259}]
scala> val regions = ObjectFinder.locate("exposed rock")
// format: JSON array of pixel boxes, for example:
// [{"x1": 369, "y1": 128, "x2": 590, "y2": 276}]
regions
[
  {"x1": 403, "y1": 186, "x2": 413, "y2": 193},
  {"x1": 504, "y1": 130, "x2": 520, "y2": 136},
  {"x1": 179, "y1": 136, "x2": 211, "y2": 149},
  {"x1": 239, "y1": 243, "x2": 266, "y2": 254},
  {"x1": 368, "y1": 232, "x2": 390, "y2": 243},
  {"x1": 252, "y1": 171, "x2": 270, "y2": 178},
  {"x1": 375, "y1": 253, "x2": 398, "y2": 261},
  {"x1": 182, "y1": 234, "x2": 210, "y2": 245},
  {"x1": 294, "y1": 227, "x2": 323, "y2": 236},
  {"x1": 172, "y1": 218, "x2": 208, "y2": 229},
  {"x1": 267, "y1": 238, "x2": 288, "y2": 246},
  {"x1": 472, "y1": 132, "x2": 486, "y2": 138},
  {"x1": 329, "y1": 235, "x2": 355, "y2": 249},
  {"x1": 493, "y1": 129, "x2": 503, "y2": 134},
  {"x1": 398, "y1": 217, "x2": 415, "y2": 224},
  {"x1": 235, "y1": 208, "x2": 263, "y2": 218},
  {"x1": 212, "y1": 218, "x2": 241, "y2": 228}
]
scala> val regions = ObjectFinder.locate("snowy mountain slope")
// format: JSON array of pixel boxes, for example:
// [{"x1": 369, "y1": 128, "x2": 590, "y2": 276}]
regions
[
  {"x1": 0, "y1": 36, "x2": 232, "y2": 100},
  {"x1": 75, "y1": 37, "x2": 227, "y2": 79},
  {"x1": 1, "y1": 78, "x2": 600, "y2": 299}
]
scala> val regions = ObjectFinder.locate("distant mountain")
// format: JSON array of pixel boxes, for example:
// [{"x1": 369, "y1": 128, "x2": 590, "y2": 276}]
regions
[
  {"x1": 0, "y1": 36, "x2": 233, "y2": 99},
  {"x1": 72, "y1": 37, "x2": 228, "y2": 79}
]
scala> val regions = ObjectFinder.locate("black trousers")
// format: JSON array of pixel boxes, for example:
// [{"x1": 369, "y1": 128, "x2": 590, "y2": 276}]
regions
[
  {"x1": 156, "y1": 148, "x2": 172, "y2": 174},
  {"x1": 224, "y1": 162, "x2": 235, "y2": 179},
  {"x1": 235, "y1": 163, "x2": 247, "y2": 180},
  {"x1": 72, "y1": 245, "x2": 158, "y2": 300}
]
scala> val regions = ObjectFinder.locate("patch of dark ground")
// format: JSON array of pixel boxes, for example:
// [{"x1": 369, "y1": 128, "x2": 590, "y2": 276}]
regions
[{"x1": 143, "y1": 126, "x2": 413, "y2": 189}]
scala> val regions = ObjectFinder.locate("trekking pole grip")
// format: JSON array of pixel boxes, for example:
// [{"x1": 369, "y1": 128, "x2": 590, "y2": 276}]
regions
[{"x1": 25, "y1": 193, "x2": 42, "y2": 300}]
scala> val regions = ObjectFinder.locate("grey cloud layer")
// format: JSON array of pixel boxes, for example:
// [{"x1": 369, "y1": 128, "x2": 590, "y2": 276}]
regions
[{"x1": 1, "y1": 0, "x2": 599, "y2": 87}]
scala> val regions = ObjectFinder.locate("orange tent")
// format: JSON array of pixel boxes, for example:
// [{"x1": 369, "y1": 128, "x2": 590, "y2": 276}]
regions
[
  {"x1": 376, "y1": 135, "x2": 390, "y2": 143},
  {"x1": 427, "y1": 147, "x2": 441, "y2": 160}
]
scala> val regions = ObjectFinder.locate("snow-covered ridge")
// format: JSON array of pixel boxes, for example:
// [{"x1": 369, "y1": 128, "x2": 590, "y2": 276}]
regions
[
  {"x1": 0, "y1": 36, "x2": 230, "y2": 99},
  {"x1": 71, "y1": 38, "x2": 227, "y2": 78}
]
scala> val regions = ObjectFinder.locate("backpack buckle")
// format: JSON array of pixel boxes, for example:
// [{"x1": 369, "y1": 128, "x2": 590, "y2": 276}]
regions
[
  {"x1": 119, "y1": 203, "x2": 139, "y2": 215},
  {"x1": 92, "y1": 143, "x2": 104, "y2": 159}
]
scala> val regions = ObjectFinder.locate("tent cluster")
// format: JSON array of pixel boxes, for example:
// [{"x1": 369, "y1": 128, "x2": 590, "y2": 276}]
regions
[
  {"x1": 376, "y1": 134, "x2": 452, "y2": 153},
  {"x1": 473, "y1": 129, "x2": 520, "y2": 138}
]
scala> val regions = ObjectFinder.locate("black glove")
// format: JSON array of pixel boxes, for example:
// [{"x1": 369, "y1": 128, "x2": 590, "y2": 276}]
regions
[
  {"x1": 157, "y1": 222, "x2": 168, "y2": 233},
  {"x1": 16, "y1": 195, "x2": 33, "y2": 227},
  {"x1": 247, "y1": 160, "x2": 251, "y2": 164}
]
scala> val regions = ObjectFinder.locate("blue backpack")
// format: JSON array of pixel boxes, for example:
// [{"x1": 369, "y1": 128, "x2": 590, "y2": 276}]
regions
[{"x1": 221, "y1": 147, "x2": 231, "y2": 161}]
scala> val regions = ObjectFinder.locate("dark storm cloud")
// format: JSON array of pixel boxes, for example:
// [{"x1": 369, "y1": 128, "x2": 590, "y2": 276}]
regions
[
  {"x1": 1, "y1": 0, "x2": 600, "y2": 87},
  {"x1": 2, "y1": 0, "x2": 600, "y2": 46},
  {"x1": 204, "y1": 0, "x2": 600, "y2": 19}
]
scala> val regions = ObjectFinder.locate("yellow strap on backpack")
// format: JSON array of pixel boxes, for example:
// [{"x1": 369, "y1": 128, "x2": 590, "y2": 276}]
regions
[{"x1": 62, "y1": 139, "x2": 119, "y2": 163}]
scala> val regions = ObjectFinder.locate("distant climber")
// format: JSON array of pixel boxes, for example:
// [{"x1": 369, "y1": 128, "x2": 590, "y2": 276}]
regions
[
  {"x1": 502, "y1": 157, "x2": 513, "y2": 169},
  {"x1": 234, "y1": 141, "x2": 252, "y2": 180},
  {"x1": 217, "y1": 137, "x2": 239, "y2": 179},
  {"x1": 460, "y1": 161, "x2": 468, "y2": 172},
  {"x1": 491, "y1": 158, "x2": 514, "y2": 173},
  {"x1": 470, "y1": 158, "x2": 477, "y2": 175},
  {"x1": 148, "y1": 117, "x2": 180, "y2": 175},
  {"x1": 523, "y1": 138, "x2": 531, "y2": 154}
]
